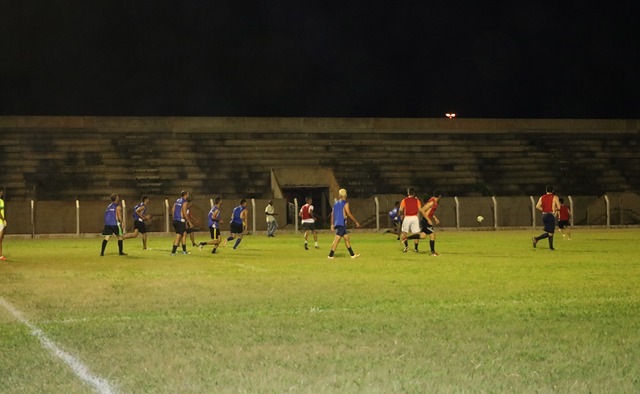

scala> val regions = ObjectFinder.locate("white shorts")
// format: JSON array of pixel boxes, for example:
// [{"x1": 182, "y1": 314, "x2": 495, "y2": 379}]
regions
[
  {"x1": 0, "y1": 223, "x2": 4, "y2": 232},
  {"x1": 401, "y1": 216, "x2": 420, "y2": 234}
]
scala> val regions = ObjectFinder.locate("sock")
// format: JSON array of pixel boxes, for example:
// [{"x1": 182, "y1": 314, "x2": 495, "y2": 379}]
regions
[
  {"x1": 212, "y1": 247, "x2": 217, "y2": 254},
  {"x1": 404, "y1": 241, "x2": 408, "y2": 247},
  {"x1": 233, "y1": 238, "x2": 242, "y2": 249},
  {"x1": 414, "y1": 243, "x2": 419, "y2": 251},
  {"x1": 329, "y1": 250, "x2": 335, "y2": 257},
  {"x1": 182, "y1": 244, "x2": 187, "y2": 252},
  {"x1": 118, "y1": 240, "x2": 123, "y2": 254},
  {"x1": 199, "y1": 242, "x2": 205, "y2": 246},
  {"x1": 227, "y1": 236, "x2": 234, "y2": 241},
  {"x1": 101, "y1": 240, "x2": 108, "y2": 255},
  {"x1": 172, "y1": 245, "x2": 178, "y2": 254},
  {"x1": 305, "y1": 241, "x2": 308, "y2": 245},
  {"x1": 536, "y1": 233, "x2": 549, "y2": 241},
  {"x1": 348, "y1": 247, "x2": 355, "y2": 256},
  {"x1": 430, "y1": 240, "x2": 435, "y2": 253},
  {"x1": 407, "y1": 234, "x2": 421, "y2": 240},
  {"x1": 315, "y1": 241, "x2": 318, "y2": 247},
  {"x1": 549, "y1": 235, "x2": 554, "y2": 249}
]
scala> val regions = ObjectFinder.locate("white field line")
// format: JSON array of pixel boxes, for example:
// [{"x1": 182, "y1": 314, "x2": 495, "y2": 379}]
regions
[
  {"x1": 233, "y1": 263, "x2": 268, "y2": 272},
  {"x1": 0, "y1": 297, "x2": 119, "y2": 394}
]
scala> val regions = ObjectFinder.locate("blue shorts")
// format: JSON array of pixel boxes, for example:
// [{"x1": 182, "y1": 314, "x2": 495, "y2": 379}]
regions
[{"x1": 334, "y1": 225, "x2": 348, "y2": 237}]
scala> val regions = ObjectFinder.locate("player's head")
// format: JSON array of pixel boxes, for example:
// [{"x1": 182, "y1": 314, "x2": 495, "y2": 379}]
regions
[
  {"x1": 141, "y1": 195, "x2": 149, "y2": 203},
  {"x1": 306, "y1": 196, "x2": 312, "y2": 203},
  {"x1": 559, "y1": 197, "x2": 565, "y2": 204},
  {"x1": 240, "y1": 198, "x2": 247, "y2": 206},
  {"x1": 339, "y1": 189, "x2": 348, "y2": 199},
  {"x1": 407, "y1": 187, "x2": 415, "y2": 196},
  {"x1": 394, "y1": 201, "x2": 400, "y2": 207},
  {"x1": 268, "y1": 200, "x2": 273, "y2": 205},
  {"x1": 110, "y1": 193, "x2": 119, "y2": 202},
  {"x1": 181, "y1": 190, "x2": 189, "y2": 198},
  {"x1": 546, "y1": 185, "x2": 554, "y2": 193},
  {"x1": 214, "y1": 196, "x2": 221, "y2": 205}
]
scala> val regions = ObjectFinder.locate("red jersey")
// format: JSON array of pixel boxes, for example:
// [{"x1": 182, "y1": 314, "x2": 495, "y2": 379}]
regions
[
  {"x1": 559, "y1": 205, "x2": 570, "y2": 221},
  {"x1": 400, "y1": 197, "x2": 421, "y2": 216},
  {"x1": 300, "y1": 204, "x2": 313, "y2": 221},
  {"x1": 540, "y1": 193, "x2": 555, "y2": 213},
  {"x1": 424, "y1": 197, "x2": 439, "y2": 219}
]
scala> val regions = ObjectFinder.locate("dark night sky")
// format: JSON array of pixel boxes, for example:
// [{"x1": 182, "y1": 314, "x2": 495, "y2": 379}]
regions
[{"x1": 1, "y1": 1, "x2": 638, "y2": 118}]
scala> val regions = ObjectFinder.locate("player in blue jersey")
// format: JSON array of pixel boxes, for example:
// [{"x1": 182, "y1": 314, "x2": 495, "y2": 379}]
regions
[
  {"x1": 123, "y1": 195, "x2": 151, "y2": 250},
  {"x1": 383, "y1": 201, "x2": 401, "y2": 240},
  {"x1": 171, "y1": 190, "x2": 192, "y2": 255},
  {"x1": 328, "y1": 189, "x2": 361, "y2": 259},
  {"x1": 100, "y1": 193, "x2": 127, "y2": 256},
  {"x1": 198, "y1": 197, "x2": 224, "y2": 254},
  {"x1": 224, "y1": 199, "x2": 248, "y2": 250}
]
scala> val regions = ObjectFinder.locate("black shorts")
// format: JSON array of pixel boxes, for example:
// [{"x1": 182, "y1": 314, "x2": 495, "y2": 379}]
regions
[
  {"x1": 173, "y1": 220, "x2": 187, "y2": 234},
  {"x1": 230, "y1": 222, "x2": 244, "y2": 234},
  {"x1": 542, "y1": 213, "x2": 556, "y2": 233},
  {"x1": 558, "y1": 220, "x2": 569, "y2": 229},
  {"x1": 421, "y1": 219, "x2": 434, "y2": 235},
  {"x1": 102, "y1": 224, "x2": 122, "y2": 236},
  {"x1": 302, "y1": 222, "x2": 316, "y2": 231},
  {"x1": 133, "y1": 220, "x2": 147, "y2": 234},
  {"x1": 209, "y1": 227, "x2": 221, "y2": 240}
]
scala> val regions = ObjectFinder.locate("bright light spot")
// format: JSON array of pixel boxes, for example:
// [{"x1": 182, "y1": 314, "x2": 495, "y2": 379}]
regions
[{"x1": 445, "y1": 113, "x2": 456, "y2": 119}]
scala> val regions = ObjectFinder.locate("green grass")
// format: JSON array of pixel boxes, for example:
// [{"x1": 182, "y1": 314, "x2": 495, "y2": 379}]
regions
[{"x1": 1, "y1": 229, "x2": 639, "y2": 393}]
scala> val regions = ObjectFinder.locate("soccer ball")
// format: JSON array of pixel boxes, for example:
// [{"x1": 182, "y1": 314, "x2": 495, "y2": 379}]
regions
[{"x1": 477, "y1": 215, "x2": 484, "y2": 223}]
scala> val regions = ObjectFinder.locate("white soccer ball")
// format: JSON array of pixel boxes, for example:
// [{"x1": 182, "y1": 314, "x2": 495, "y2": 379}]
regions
[{"x1": 477, "y1": 215, "x2": 484, "y2": 223}]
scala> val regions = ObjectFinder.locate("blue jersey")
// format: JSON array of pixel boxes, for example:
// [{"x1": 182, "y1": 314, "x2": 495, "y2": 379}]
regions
[
  {"x1": 104, "y1": 202, "x2": 118, "y2": 226},
  {"x1": 133, "y1": 202, "x2": 146, "y2": 221},
  {"x1": 389, "y1": 206, "x2": 399, "y2": 220},
  {"x1": 333, "y1": 199, "x2": 347, "y2": 227},
  {"x1": 231, "y1": 205, "x2": 245, "y2": 225},
  {"x1": 208, "y1": 205, "x2": 220, "y2": 228},
  {"x1": 173, "y1": 198, "x2": 186, "y2": 221}
]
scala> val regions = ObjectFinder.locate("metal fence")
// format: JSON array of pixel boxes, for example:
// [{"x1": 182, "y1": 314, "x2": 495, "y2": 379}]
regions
[{"x1": 3, "y1": 193, "x2": 638, "y2": 236}]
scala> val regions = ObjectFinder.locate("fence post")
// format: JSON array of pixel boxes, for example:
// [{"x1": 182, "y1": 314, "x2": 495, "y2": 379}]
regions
[
  {"x1": 164, "y1": 199, "x2": 170, "y2": 233},
  {"x1": 251, "y1": 199, "x2": 256, "y2": 234},
  {"x1": 568, "y1": 195, "x2": 574, "y2": 226},
  {"x1": 530, "y1": 196, "x2": 536, "y2": 227},
  {"x1": 374, "y1": 196, "x2": 380, "y2": 231},
  {"x1": 604, "y1": 194, "x2": 611, "y2": 227},
  {"x1": 294, "y1": 198, "x2": 299, "y2": 233},
  {"x1": 492, "y1": 196, "x2": 498, "y2": 229},
  {"x1": 121, "y1": 199, "x2": 127, "y2": 233},
  {"x1": 454, "y1": 196, "x2": 460, "y2": 228},
  {"x1": 31, "y1": 200, "x2": 35, "y2": 238},
  {"x1": 76, "y1": 199, "x2": 80, "y2": 236}
]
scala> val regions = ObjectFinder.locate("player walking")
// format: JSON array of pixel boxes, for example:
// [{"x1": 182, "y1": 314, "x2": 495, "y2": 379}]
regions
[
  {"x1": 300, "y1": 197, "x2": 319, "y2": 250},
  {"x1": 199, "y1": 197, "x2": 223, "y2": 254},
  {"x1": 328, "y1": 189, "x2": 360, "y2": 259},
  {"x1": 533, "y1": 185, "x2": 561, "y2": 250}
]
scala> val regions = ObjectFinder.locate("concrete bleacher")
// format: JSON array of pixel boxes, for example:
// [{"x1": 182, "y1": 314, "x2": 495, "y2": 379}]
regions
[{"x1": 0, "y1": 116, "x2": 638, "y2": 201}]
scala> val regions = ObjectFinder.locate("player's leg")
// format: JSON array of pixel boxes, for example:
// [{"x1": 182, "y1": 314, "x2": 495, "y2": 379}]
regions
[
  {"x1": 328, "y1": 234, "x2": 342, "y2": 258},
  {"x1": 313, "y1": 230, "x2": 319, "y2": 248}
]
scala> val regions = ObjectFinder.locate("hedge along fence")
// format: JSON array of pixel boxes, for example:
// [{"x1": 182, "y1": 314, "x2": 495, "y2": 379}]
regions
[{"x1": 4, "y1": 193, "x2": 638, "y2": 237}]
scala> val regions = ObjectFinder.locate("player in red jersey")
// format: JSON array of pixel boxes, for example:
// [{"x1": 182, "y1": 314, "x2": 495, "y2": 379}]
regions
[
  {"x1": 557, "y1": 197, "x2": 572, "y2": 240},
  {"x1": 533, "y1": 185, "x2": 561, "y2": 250},
  {"x1": 299, "y1": 197, "x2": 319, "y2": 250},
  {"x1": 399, "y1": 188, "x2": 422, "y2": 252}
]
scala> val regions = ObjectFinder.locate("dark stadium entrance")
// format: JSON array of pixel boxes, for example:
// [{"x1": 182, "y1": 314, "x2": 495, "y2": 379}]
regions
[{"x1": 281, "y1": 187, "x2": 331, "y2": 229}]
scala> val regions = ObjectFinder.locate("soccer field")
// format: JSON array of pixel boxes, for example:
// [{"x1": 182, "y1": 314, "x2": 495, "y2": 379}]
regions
[{"x1": 1, "y1": 229, "x2": 639, "y2": 393}]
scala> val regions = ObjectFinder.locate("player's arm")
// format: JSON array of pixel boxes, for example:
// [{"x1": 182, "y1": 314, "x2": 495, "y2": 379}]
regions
[
  {"x1": 535, "y1": 197, "x2": 543, "y2": 212},
  {"x1": 553, "y1": 196, "x2": 561, "y2": 216},
  {"x1": 135, "y1": 205, "x2": 146, "y2": 221},
  {"x1": 330, "y1": 208, "x2": 335, "y2": 230},
  {"x1": 420, "y1": 202, "x2": 434, "y2": 225},
  {"x1": 241, "y1": 210, "x2": 248, "y2": 229},
  {"x1": 344, "y1": 202, "x2": 360, "y2": 228},
  {"x1": 116, "y1": 205, "x2": 123, "y2": 224},
  {"x1": 182, "y1": 202, "x2": 191, "y2": 226}
]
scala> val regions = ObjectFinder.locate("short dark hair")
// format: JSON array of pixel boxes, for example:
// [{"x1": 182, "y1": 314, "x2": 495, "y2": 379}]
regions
[
  {"x1": 559, "y1": 197, "x2": 565, "y2": 204},
  {"x1": 141, "y1": 195, "x2": 148, "y2": 202},
  {"x1": 407, "y1": 187, "x2": 415, "y2": 196},
  {"x1": 546, "y1": 185, "x2": 554, "y2": 193},
  {"x1": 214, "y1": 196, "x2": 221, "y2": 203},
  {"x1": 240, "y1": 198, "x2": 247, "y2": 205},
  {"x1": 110, "y1": 193, "x2": 118, "y2": 202},
  {"x1": 181, "y1": 190, "x2": 189, "y2": 197}
]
